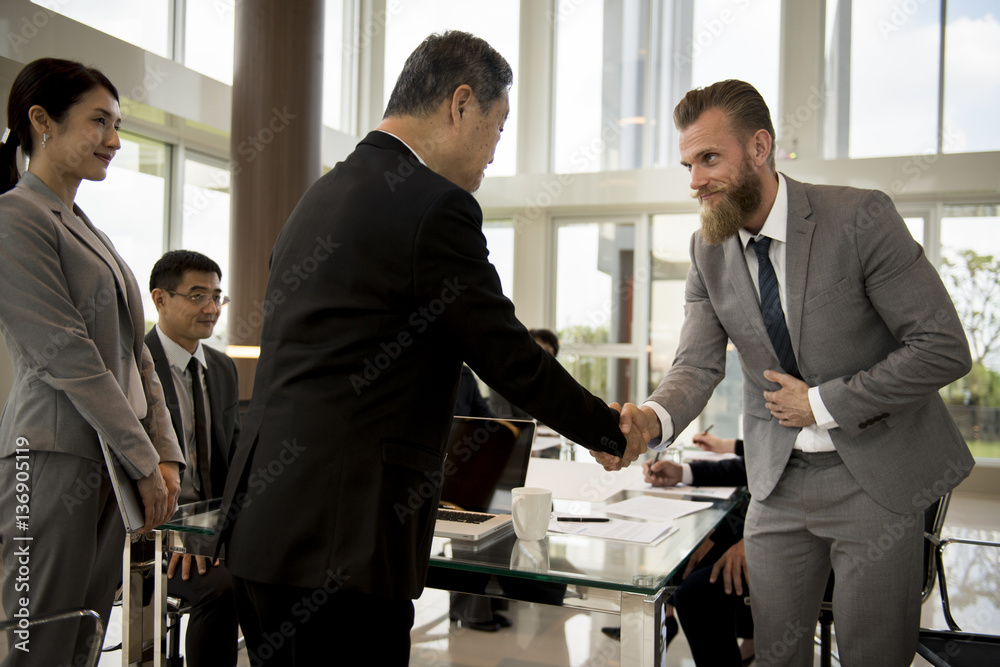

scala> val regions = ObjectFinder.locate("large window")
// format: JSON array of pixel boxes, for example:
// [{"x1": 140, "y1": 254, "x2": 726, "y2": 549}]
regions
[
  {"x1": 554, "y1": 220, "x2": 643, "y2": 405},
  {"x1": 939, "y1": 206, "x2": 1000, "y2": 459},
  {"x1": 483, "y1": 220, "x2": 515, "y2": 300},
  {"x1": 554, "y1": 0, "x2": 780, "y2": 173},
  {"x1": 181, "y1": 156, "x2": 232, "y2": 349},
  {"x1": 382, "y1": 0, "x2": 519, "y2": 177},
  {"x1": 33, "y1": 0, "x2": 172, "y2": 58},
  {"x1": 183, "y1": 0, "x2": 236, "y2": 84},
  {"x1": 75, "y1": 132, "x2": 168, "y2": 327},
  {"x1": 826, "y1": 0, "x2": 1000, "y2": 158}
]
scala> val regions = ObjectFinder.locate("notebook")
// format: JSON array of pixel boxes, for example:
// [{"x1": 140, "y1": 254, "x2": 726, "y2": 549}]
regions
[
  {"x1": 434, "y1": 417, "x2": 536, "y2": 542},
  {"x1": 98, "y1": 433, "x2": 146, "y2": 533}
]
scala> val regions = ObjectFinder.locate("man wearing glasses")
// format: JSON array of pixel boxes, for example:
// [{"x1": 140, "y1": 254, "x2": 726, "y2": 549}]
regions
[{"x1": 147, "y1": 249, "x2": 241, "y2": 667}]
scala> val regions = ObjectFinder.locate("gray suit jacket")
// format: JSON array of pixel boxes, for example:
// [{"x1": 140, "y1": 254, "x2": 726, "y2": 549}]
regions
[
  {"x1": 648, "y1": 175, "x2": 974, "y2": 514},
  {"x1": 0, "y1": 173, "x2": 182, "y2": 478}
]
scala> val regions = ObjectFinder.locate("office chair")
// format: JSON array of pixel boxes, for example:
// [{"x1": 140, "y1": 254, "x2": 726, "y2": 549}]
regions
[
  {"x1": 915, "y1": 530, "x2": 1000, "y2": 666},
  {"x1": 1, "y1": 608, "x2": 104, "y2": 667},
  {"x1": 815, "y1": 491, "x2": 953, "y2": 665}
]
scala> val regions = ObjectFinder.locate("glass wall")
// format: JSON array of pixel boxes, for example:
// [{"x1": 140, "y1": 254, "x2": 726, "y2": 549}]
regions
[
  {"x1": 33, "y1": 0, "x2": 172, "y2": 58},
  {"x1": 483, "y1": 220, "x2": 515, "y2": 299}
]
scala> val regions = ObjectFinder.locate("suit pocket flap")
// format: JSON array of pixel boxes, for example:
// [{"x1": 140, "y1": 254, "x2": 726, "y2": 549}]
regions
[
  {"x1": 381, "y1": 438, "x2": 443, "y2": 473},
  {"x1": 804, "y1": 278, "x2": 851, "y2": 314}
]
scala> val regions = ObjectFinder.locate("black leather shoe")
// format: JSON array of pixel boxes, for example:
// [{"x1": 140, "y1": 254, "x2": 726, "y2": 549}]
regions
[{"x1": 602, "y1": 617, "x2": 678, "y2": 644}]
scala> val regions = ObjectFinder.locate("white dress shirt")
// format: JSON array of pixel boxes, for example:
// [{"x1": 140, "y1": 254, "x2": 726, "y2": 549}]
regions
[{"x1": 155, "y1": 326, "x2": 212, "y2": 503}]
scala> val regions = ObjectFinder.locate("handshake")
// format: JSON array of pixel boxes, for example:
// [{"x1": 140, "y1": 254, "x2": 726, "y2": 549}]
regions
[{"x1": 590, "y1": 402, "x2": 662, "y2": 472}]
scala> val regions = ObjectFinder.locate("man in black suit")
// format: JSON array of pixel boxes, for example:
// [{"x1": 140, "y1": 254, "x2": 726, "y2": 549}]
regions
[
  {"x1": 147, "y1": 250, "x2": 241, "y2": 667},
  {"x1": 217, "y1": 31, "x2": 644, "y2": 665}
]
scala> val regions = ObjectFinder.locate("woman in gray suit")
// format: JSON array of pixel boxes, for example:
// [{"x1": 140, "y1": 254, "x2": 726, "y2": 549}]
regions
[{"x1": 0, "y1": 59, "x2": 183, "y2": 663}]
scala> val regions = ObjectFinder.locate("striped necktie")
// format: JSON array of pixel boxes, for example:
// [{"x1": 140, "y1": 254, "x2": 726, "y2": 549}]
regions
[{"x1": 749, "y1": 236, "x2": 800, "y2": 378}]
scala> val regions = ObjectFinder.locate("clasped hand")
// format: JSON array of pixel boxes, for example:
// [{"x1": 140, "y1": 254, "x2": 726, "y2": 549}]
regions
[{"x1": 590, "y1": 402, "x2": 659, "y2": 471}]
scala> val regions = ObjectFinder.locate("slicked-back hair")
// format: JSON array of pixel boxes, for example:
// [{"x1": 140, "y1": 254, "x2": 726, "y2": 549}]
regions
[
  {"x1": 149, "y1": 250, "x2": 223, "y2": 293},
  {"x1": 383, "y1": 30, "x2": 512, "y2": 119},
  {"x1": 1, "y1": 58, "x2": 119, "y2": 194},
  {"x1": 673, "y1": 79, "x2": 776, "y2": 170}
]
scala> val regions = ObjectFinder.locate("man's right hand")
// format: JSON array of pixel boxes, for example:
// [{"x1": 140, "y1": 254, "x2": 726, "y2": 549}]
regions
[
  {"x1": 593, "y1": 403, "x2": 661, "y2": 471},
  {"x1": 643, "y1": 459, "x2": 683, "y2": 487}
]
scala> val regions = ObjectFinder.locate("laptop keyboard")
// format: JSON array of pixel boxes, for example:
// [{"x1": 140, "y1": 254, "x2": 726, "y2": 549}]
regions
[{"x1": 437, "y1": 509, "x2": 495, "y2": 524}]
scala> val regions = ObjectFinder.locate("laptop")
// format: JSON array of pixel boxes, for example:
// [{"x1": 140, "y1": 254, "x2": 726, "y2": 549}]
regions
[{"x1": 434, "y1": 417, "x2": 536, "y2": 542}]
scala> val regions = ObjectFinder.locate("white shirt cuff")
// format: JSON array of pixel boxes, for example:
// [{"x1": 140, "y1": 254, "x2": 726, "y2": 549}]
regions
[
  {"x1": 681, "y1": 463, "x2": 694, "y2": 486},
  {"x1": 808, "y1": 386, "x2": 839, "y2": 430},
  {"x1": 641, "y1": 401, "x2": 674, "y2": 450}
]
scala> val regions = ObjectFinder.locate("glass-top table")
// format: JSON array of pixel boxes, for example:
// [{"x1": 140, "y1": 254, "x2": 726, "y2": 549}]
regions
[{"x1": 152, "y1": 472, "x2": 745, "y2": 667}]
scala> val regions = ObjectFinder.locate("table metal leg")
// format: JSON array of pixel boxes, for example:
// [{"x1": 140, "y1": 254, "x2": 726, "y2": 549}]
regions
[
  {"x1": 620, "y1": 588, "x2": 669, "y2": 667},
  {"x1": 120, "y1": 532, "x2": 164, "y2": 667}
]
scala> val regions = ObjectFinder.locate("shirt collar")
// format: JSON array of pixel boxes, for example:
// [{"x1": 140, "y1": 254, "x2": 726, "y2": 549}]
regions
[
  {"x1": 376, "y1": 129, "x2": 428, "y2": 166},
  {"x1": 155, "y1": 325, "x2": 206, "y2": 371},
  {"x1": 739, "y1": 172, "x2": 788, "y2": 250}
]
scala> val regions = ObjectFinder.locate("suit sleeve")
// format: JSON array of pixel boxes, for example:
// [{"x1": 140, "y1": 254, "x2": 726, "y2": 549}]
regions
[
  {"x1": 817, "y1": 191, "x2": 971, "y2": 436},
  {"x1": 411, "y1": 189, "x2": 626, "y2": 456},
  {"x1": 0, "y1": 197, "x2": 167, "y2": 478},
  {"x1": 645, "y1": 233, "x2": 729, "y2": 438},
  {"x1": 139, "y1": 343, "x2": 184, "y2": 468}
]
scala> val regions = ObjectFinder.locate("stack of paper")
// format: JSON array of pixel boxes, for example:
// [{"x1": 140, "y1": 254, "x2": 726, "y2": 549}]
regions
[{"x1": 602, "y1": 495, "x2": 713, "y2": 522}]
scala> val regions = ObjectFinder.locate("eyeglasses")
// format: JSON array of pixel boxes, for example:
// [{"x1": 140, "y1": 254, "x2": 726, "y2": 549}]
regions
[{"x1": 166, "y1": 290, "x2": 231, "y2": 308}]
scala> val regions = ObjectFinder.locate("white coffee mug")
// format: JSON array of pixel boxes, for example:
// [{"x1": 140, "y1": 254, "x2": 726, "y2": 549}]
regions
[{"x1": 511, "y1": 487, "x2": 552, "y2": 541}]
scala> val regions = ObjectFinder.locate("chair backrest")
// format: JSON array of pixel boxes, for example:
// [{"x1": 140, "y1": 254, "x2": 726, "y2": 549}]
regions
[{"x1": 0, "y1": 608, "x2": 104, "y2": 667}]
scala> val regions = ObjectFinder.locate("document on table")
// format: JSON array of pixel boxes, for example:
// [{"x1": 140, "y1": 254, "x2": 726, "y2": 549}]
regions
[
  {"x1": 547, "y1": 514, "x2": 676, "y2": 544},
  {"x1": 628, "y1": 480, "x2": 738, "y2": 501},
  {"x1": 525, "y1": 458, "x2": 644, "y2": 502},
  {"x1": 602, "y1": 495, "x2": 713, "y2": 522}
]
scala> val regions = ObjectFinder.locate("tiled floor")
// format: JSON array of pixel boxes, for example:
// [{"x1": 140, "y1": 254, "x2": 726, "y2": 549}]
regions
[{"x1": 101, "y1": 491, "x2": 999, "y2": 666}]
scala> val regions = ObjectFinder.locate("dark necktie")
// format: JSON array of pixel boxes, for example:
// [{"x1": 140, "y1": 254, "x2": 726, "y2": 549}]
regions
[
  {"x1": 187, "y1": 357, "x2": 212, "y2": 498},
  {"x1": 749, "y1": 236, "x2": 800, "y2": 379}
]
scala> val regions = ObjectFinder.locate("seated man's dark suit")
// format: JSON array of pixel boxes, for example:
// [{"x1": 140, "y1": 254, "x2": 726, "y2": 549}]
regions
[
  {"x1": 674, "y1": 451, "x2": 752, "y2": 666},
  {"x1": 145, "y1": 328, "x2": 241, "y2": 667}
]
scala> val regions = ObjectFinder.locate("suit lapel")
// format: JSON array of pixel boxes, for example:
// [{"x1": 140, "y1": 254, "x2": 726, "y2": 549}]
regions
[{"x1": 783, "y1": 177, "x2": 816, "y2": 359}]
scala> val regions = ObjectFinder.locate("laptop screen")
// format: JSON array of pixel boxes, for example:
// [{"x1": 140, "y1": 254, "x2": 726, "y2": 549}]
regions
[{"x1": 440, "y1": 417, "x2": 536, "y2": 514}]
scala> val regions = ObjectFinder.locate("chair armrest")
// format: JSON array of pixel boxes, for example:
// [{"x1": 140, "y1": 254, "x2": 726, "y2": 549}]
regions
[{"x1": 935, "y1": 536, "x2": 1000, "y2": 632}]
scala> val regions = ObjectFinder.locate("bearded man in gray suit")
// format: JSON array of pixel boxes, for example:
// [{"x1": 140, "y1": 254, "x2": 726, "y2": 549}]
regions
[{"x1": 608, "y1": 80, "x2": 974, "y2": 666}]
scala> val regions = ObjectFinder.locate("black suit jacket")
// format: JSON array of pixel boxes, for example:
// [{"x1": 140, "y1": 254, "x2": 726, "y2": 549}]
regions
[
  {"x1": 145, "y1": 329, "x2": 241, "y2": 497},
  {"x1": 219, "y1": 131, "x2": 628, "y2": 599}
]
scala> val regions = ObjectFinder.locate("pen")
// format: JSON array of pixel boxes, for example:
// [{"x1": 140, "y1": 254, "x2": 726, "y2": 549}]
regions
[{"x1": 557, "y1": 517, "x2": 610, "y2": 522}]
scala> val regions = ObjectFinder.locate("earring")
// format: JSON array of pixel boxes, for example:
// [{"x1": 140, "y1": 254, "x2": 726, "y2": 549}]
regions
[{"x1": 41, "y1": 133, "x2": 48, "y2": 148}]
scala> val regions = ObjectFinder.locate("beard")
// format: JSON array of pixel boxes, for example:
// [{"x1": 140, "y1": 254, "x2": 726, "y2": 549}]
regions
[{"x1": 696, "y1": 156, "x2": 763, "y2": 245}]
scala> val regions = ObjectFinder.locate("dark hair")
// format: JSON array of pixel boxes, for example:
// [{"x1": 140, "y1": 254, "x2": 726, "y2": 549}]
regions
[
  {"x1": 149, "y1": 250, "x2": 223, "y2": 293},
  {"x1": 1, "y1": 58, "x2": 120, "y2": 194},
  {"x1": 529, "y1": 328, "x2": 560, "y2": 358},
  {"x1": 383, "y1": 31, "x2": 513, "y2": 119},
  {"x1": 673, "y1": 79, "x2": 776, "y2": 170}
]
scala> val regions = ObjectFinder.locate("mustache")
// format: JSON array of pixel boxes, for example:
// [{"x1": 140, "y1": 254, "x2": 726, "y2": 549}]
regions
[{"x1": 691, "y1": 185, "x2": 728, "y2": 200}]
